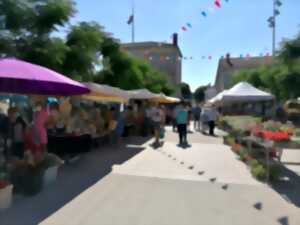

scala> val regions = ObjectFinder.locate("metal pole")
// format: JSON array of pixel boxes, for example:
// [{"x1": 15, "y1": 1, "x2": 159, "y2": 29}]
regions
[
  {"x1": 272, "y1": 0, "x2": 276, "y2": 56},
  {"x1": 132, "y1": 0, "x2": 135, "y2": 43}
]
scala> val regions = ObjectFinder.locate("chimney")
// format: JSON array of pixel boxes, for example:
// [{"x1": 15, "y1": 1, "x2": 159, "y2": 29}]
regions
[{"x1": 172, "y1": 33, "x2": 178, "y2": 46}]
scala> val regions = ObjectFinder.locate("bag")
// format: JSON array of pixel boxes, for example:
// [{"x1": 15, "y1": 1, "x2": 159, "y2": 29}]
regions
[
  {"x1": 159, "y1": 127, "x2": 165, "y2": 139},
  {"x1": 108, "y1": 120, "x2": 117, "y2": 131}
]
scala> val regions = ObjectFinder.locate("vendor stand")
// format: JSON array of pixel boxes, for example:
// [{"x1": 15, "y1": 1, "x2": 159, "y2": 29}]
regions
[{"x1": 0, "y1": 58, "x2": 90, "y2": 197}]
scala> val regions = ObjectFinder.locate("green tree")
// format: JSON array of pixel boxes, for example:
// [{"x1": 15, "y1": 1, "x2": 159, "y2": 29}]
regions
[
  {"x1": 194, "y1": 85, "x2": 208, "y2": 103},
  {"x1": 279, "y1": 33, "x2": 300, "y2": 71},
  {"x1": 179, "y1": 82, "x2": 192, "y2": 100},
  {"x1": 0, "y1": 0, "x2": 174, "y2": 95}
]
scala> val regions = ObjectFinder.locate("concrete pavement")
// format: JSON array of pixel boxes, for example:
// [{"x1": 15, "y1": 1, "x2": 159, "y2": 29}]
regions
[{"x1": 1, "y1": 128, "x2": 299, "y2": 225}]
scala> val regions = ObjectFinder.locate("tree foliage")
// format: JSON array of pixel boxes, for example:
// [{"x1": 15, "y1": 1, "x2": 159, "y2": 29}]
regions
[
  {"x1": 179, "y1": 82, "x2": 192, "y2": 100},
  {"x1": 194, "y1": 85, "x2": 208, "y2": 103},
  {"x1": 0, "y1": 0, "x2": 174, "y2": 95},
  {"x1": 231, "y1": 32, "x2": 300, "y2": 101}
]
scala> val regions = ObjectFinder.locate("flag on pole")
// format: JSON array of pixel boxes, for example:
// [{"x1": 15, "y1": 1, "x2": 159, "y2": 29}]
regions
[{"x1": 127, "y1": 15, "x2": 134, "y2": 24}]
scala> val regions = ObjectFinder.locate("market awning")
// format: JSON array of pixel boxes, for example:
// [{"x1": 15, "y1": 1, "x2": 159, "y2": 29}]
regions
[
  {"x1": 126, "y1": 89, "x2": 159, "y2": 99},
  {"x1": 150, "y1": 94, "x2": 180, "y2": 104},
  {"x1": 81, "y1": 82, "x2": 129, "y2": 103}
]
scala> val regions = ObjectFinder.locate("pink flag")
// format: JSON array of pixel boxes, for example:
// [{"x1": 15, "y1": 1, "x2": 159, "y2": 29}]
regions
[
  {"x1": 214, "y1": 0, "x2": 221, "y2": 8},
  {"x1": 181, "y1": 26, "x2": 187, "y2": 31}
]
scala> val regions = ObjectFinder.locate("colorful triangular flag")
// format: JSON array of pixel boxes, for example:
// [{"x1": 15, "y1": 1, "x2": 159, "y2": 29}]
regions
[
  {"x1": 201, "y1": 11, "x2": 207, "y2": 17},
  {"x1": 186, "y1": 23, "x2": 192, "y2": 28},
  {"x1": 214, "y1": 0, "x2": 221, "y2": 8}
]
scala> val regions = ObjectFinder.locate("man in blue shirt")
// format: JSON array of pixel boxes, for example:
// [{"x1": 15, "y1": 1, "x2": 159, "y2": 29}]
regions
[{"x1": 176, "y1": 102, "x2": 188, "y2": 146}]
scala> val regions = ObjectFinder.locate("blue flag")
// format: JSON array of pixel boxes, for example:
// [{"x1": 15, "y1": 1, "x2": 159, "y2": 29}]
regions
[
  {"x1": 186, "y1": 23, "x2": 192, "y2": 28},
  {"x1": 201, "y1": 11, "x2": 207, "y2": 17}
]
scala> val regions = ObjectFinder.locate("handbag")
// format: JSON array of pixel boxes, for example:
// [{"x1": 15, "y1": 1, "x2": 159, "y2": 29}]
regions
[{"x1": 159, "y1": 127, "x2": 165, "y2": 139}]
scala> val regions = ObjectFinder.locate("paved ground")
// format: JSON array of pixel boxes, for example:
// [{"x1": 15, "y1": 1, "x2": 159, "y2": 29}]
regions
[{"x1": 1, "y1": 128, "x2": 300, "y2": 225}]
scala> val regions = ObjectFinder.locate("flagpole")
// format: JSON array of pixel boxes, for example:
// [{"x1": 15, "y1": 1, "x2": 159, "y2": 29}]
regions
[{"x1": 132, "y1": 0, "x2": 135, "y2": 43}]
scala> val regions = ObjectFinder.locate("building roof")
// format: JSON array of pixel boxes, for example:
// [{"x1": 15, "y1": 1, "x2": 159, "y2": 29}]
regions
[
  {"x1": 121, "y1": 41, "x2": 183, "y2": 57},
  {"x1": 214, "y1": 56, "x2": 275, "y2": 92}
]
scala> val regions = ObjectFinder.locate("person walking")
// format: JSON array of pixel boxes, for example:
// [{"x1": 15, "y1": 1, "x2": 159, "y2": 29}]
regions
[
  {"x1": 176, "y1": 103, "x2": 189, "y2": 146},
  {"x1": 207, "y1": 105, "x2": 218, "y2": 136},
  {"x1": 150, "y1": 103, "x2": 163, "y2": 147},
  {"x1": 192, "y1": 104, "x2": 202, "y2": 131}
]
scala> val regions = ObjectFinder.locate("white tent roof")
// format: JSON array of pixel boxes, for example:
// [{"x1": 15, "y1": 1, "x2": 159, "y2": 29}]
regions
[
  {"x1": 209, "y1": 82, "x2": 275, "y2": 104},
  {"x1": 208, "y1": 90, "x2": 228, "y2": 104},
  {"x1": 222, "y1": 82, "x2": 275, "y2": 102}
]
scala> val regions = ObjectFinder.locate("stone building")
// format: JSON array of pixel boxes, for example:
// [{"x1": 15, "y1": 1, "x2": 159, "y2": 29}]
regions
[
  {"x1": 121, "y1": 34, "x2": 182, "y2": 95},
  {"x1": 214, "y1": 56, "x2": 274, "y2": 93}
]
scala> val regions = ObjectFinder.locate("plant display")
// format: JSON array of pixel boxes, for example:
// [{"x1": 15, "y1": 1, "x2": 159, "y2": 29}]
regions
[{"x1": 251, "y1": 163, "x2": 267, "y2": 181}]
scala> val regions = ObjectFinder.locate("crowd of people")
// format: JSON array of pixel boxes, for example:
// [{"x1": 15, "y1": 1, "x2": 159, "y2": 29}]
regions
[{"x1": 0, "y1": 97, "x2": 220, "y2": 162}]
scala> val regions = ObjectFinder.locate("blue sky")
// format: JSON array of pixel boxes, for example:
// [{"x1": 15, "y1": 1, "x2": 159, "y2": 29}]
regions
[{"x1": 70, "y1": 0, "x2": 300, "y2": 91}]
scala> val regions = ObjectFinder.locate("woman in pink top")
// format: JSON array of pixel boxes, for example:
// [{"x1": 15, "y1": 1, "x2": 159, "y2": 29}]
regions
[{"x1": 33, "y1": 102, "x2": 49, "y2": 152}]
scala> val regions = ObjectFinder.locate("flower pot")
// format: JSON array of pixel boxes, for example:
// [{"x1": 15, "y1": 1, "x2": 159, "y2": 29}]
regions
[
  {"x1": 0, "y1": 185, "x2": 13, "y2": 210},
  {"x1": 43, "y1": 166, "x2": 59, "y2": 186}
]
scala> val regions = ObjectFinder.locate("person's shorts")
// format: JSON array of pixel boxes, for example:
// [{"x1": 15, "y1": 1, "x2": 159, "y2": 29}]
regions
[{"x1": 153, "y1": 122, "x2": 161, "y2": 130}]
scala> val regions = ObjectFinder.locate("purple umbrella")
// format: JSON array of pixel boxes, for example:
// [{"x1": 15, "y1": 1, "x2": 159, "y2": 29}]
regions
[{"x1": 0, "y1": 58, "x2": 90, "y2": 96}]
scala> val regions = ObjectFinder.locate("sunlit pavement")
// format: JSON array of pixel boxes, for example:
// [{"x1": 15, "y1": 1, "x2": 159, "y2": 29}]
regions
[
  {"x1": 40, "y1": 128, "x2": 299, "y2": 225},
  {"x1": 1, "y1": 129, "x2": 299, "y2": 225}
]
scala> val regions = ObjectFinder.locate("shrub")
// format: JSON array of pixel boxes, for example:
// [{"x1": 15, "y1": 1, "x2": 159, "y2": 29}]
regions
[
  {"x1": 270, "y1": 164, "x2": 282, "y2": 181},
  {"x1": 224, "y1": 135, "x2": 235, "y2": 146},
  {"x1": 231, "y1": 143, "x2": 242, "y2": 152},
  {"x1": 249, "y1": 159, "x2": 259, "y2": 168},
  {"x1": 251, "y1": 164, "x2": 267, "y2": 181}
]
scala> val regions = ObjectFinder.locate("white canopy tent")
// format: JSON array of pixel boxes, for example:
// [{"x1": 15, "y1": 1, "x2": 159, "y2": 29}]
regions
[
  {"x1": 208, "y1": 90, "x2": 228, "y2": 104},
  {"x1": 209, "y1": 82, "x2": 275, "y2": 104}
]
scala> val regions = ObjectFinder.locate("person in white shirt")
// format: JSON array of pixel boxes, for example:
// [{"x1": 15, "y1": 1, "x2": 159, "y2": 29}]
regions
[
  {"x1": 207, "y1": 105, "x2": 218, "y2": 136},
  {"x1": 150, "y1": 104, "x2": 163, "y2": 146}
]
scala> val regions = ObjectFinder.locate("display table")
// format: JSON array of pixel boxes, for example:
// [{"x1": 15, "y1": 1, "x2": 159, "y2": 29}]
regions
[{"x1": 48, "y1": 134, "x2": 92, "y2": 156}]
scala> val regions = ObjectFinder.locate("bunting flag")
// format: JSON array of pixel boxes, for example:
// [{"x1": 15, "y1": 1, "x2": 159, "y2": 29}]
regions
[
  {"x1": 186, "y1": 23, "x2": 192, "y2": 28},
  {"x1": 208, "y1": 56, "x2": 212, "y2": 60},
  {"x1": 214, "y1": 0, "x2": 221, "y2": 8},
  {"x1": 181, "y1": 26, "x2": 187, "y2": 31},
  {"x1": 201, "y1": 11, "x2": 207, "y2": 17}
]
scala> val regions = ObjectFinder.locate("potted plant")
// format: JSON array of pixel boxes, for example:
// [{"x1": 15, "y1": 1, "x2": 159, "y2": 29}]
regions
[
  {"x1": 42, "y1": 153, "x2": 64, "y2": 186},
  {"x1": 0, "y1": 173, "x2": 13, "y2": 209}
]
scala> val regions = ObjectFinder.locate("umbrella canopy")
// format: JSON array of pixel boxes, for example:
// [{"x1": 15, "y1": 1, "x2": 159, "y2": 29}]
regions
[
  {"x1": 126, "y1": 89, "x2": 158, "y2": 99},
  {"x1": 82, "y1": 82, "x2": 129, "y2": 103},
  {"x1": 0, "y1": 58, "x2": 89, "y2": 95}
]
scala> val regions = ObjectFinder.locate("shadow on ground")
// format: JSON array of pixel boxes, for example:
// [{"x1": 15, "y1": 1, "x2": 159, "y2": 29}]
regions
[
  {"x1": 0, "y1": 138, "x2": 148, "y2": 225},
  {"x1": 272, "y1": 165, "x2": 300, "y2": 208}
]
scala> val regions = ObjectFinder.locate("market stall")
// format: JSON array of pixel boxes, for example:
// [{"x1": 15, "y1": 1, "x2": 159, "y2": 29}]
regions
[
  {"x1": 81, "y1": 82, "x2": 129, "y2": 103},
  {"x1": 0, "y1": 58, "x2": 90, "y2": 198}
]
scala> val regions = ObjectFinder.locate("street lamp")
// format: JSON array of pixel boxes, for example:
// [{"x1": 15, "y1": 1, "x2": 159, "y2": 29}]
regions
[{"x1": 267, "y1": 0, "x2": 282, "y2": 56}]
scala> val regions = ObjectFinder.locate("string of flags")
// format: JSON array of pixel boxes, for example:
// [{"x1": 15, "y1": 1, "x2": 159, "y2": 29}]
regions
[
  {"x1": 179, "y1": 0, "x2": 229, "y2": 33},
  {"x1": 143, "y1": 51, "x2": 272, "y2": 62}
]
